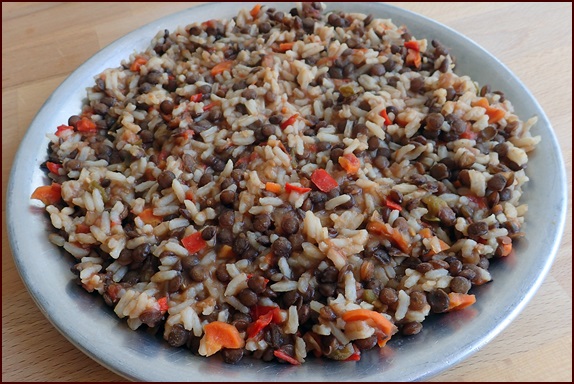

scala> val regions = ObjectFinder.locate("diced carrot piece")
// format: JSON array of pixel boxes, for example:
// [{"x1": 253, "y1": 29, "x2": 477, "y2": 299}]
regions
[
  {"x1": 265, "y1": 182, "x2": 282, "y2": 194},
  {"x1": 144, "y1": 168, "x2": 156, "y2": 181},
  {"x1": 279, "y1": 42, "x2": 294, "y2": 52},
  {"x1": 499, "y1": 241, "x2": 513, "y2": 257},
  {"x1": 342, "y1": 309, "x2": 397, "y2": 346},
  {"x1": 316, "y1": 56, "x2": 335, "y2": 66},
  {"x1": 447, "y1": 293, "x2": 476, "y2": 311},
  {"x1": 75, "y1": 223, "x2": 91, "y2": 234},
  {"x1": 157, "y1": 150, "x2": 169, "y2": 164},
  {"x1": 486, "y1": 107, "x2": 506, "y2": 124},
  {"x1": 472, "y1": 98, "x2": 490, "y2": 109},
  {"x1": 406, "y1": 49, "x2": 421, "y2": 69},
  {"x1": 394, "y1": 113, "x2": 409, "y2": 127},
  {"x1": 471, "y1": 98, "x2": 506, "y2": 124},
  {"x1": 177, "y1": 129, "x2": 194, "y2": 141},
  {"x1": 210, "y1": 60, "x2": 234, "y2": 76},
  {"x1": 367, "y1": 221, "x2": 411, "y2": 253},
  {"x1": 419, "y1": 227, "x2": 433, "y2": 239},
  {"x1": 438, "y1": 239, "x2": 450, "y2": 251},
  {"x1": 404, "y1": 40, "x2": 420, "y2": 51},
  {"x1": 31, "y1": 183, "x2": 62, "y2": 206},
  {"x1": 138, "y1": 208, "x2": 162, "y2": 226},
  {"x1": 130, "y1": 56, "x2": 148, "y2": 72},
  {"x1": 338, "y1": 153, "x2": 361, "y2": 175},
  {"x1": 250, "y1": 4, "x2": 261, "y2": 18},
  {"x1": 425, "y1": 237, "x2": 451, "y2": 257},
  {"x1": 380, "y1": 109, "x2": 392, "y2": 125},
  {"x1": 218, "y1": 244, "x2": 235, "y2": 259},
  {"x1": 199, "y1": 322, "x2": 245, "y2": 357},
  {"x1": 390, "y1": 230, "x2": 411, "y2": 253},
  {"x1": 367, "y1": 220, "x2": 392, "y2": 236}
]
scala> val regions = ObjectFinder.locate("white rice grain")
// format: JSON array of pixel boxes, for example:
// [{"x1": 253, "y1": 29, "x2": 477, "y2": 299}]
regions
[
  {"x1": 284, "y1": 306, "x2": 299, "y2": 334},
  {"x1": 224, "y1": 273, "x2": 248, "y2": 296},
  {"x1": 270, "y1": 280, "x2": 298, "y2": 292},
  {"x1": 325, "y1": 194, "x2": 351, "y2": 210},
  {"x1": 395, "y1": 290, "x2": 410, "y2": 321}
]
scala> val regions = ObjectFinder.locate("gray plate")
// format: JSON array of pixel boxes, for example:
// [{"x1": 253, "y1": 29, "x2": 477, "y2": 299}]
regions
[{"x1": 7, "y1": 2, "x2": 567, "y2": 382}]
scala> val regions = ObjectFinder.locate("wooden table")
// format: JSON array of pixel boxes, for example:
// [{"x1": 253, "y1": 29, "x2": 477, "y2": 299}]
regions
[{"x1": 2, "y1": 2, "x2": 571, "y2": 382}]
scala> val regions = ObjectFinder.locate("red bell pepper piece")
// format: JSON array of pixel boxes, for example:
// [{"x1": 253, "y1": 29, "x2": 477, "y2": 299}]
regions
[
  {"x1": 459, "y1": 123, "x2": 478, "y2": 140},
  {"x1": 55, "y1": 124, "x2": 74, "y2": 136},
  {"x1": 190, "y1": 93, "x2": 203, "y2": 102},
  {"x1": 46, "y1": 162, "x2": 62, "y2": 174},
  {"x1": 203, "y1": 102, "x2": 218, "y2": 111},
  {"x1": 384, "y1": 198, "x2": 403, "y2": 212},
  {"x1": 130, "y1": 56, "x2": 148, "y2": 72},
  {"x1": 181, "y1": 232, "x2": 207, "y2": 255},
  {"x1": 344, "y1": 344, "x2": 361, "y2": 362},
  {"x1": 31, "y1": 183, "x2": 62, "y2": 206},
  {"x1": 157, "y1": 296, "x2": 169, "y2": 312},
  {"x1": 180, "y1": 130, "x2": 195, "y2": 140},
  {"x1": 280, "y1": 114, "x2": 299, "y2": 130},
  {"x1": 273, "y1": 349, "x2": 301, "y2": 365},
  {"x1": 247, "y1": 306, "x2": 282, "y2": 339},
  {"x1": 404, "y1": 40, "x2": 420, "y2": 51},
  {"x1": 250, "y1": 305, "x2": 281, "y2": 323},
  {"x1": 76, "y1": 117, "x2": 97, "y2": 133},
  {"x1": 310, "y1": 169, "x2": 338, "y2": 193},
  {"x1": 247, "y1": 310, "x2": 274, "y2": 339},
  {"x1": 285, "y1": 183, "x2": 311, "y2": 194}
]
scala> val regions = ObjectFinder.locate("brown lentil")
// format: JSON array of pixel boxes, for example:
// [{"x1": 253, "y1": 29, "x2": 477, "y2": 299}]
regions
[
  {"x1": 467, "y1": 221, "x2": 489, "y2": 237},
  {"x1": 379, "y1": 287, "x2": 398, "y2": 305},
  {"x1": 402, "y1": 322, "x2": 423, "y2": 336},
  {"x1": 427, "y1": 289, "x2": 450, "y2": 313},
  {"x1": 272, "y1": 237, "x2": 292, "y2": 258}
]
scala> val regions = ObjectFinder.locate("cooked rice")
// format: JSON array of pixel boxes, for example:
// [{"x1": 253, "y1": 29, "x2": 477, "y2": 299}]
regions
[{"x1": 30, "y1": 1, "x2": 539, "y2": 366}]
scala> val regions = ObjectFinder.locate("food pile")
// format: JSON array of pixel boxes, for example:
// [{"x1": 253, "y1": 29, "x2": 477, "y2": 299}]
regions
[{"x1": 32, "y1": 2, "x2": 540, "y2": 364}]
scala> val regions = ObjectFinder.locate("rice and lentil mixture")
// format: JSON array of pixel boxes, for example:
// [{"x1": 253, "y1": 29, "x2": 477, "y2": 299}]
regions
[{"x1": 32, "y1": 2, "x2": 541, "y2": 364}]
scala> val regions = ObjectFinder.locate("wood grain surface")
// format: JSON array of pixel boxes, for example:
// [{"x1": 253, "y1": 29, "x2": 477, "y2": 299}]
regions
[{"x1": 2, "y1": 2, "x2": 571, "y2": 382}]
